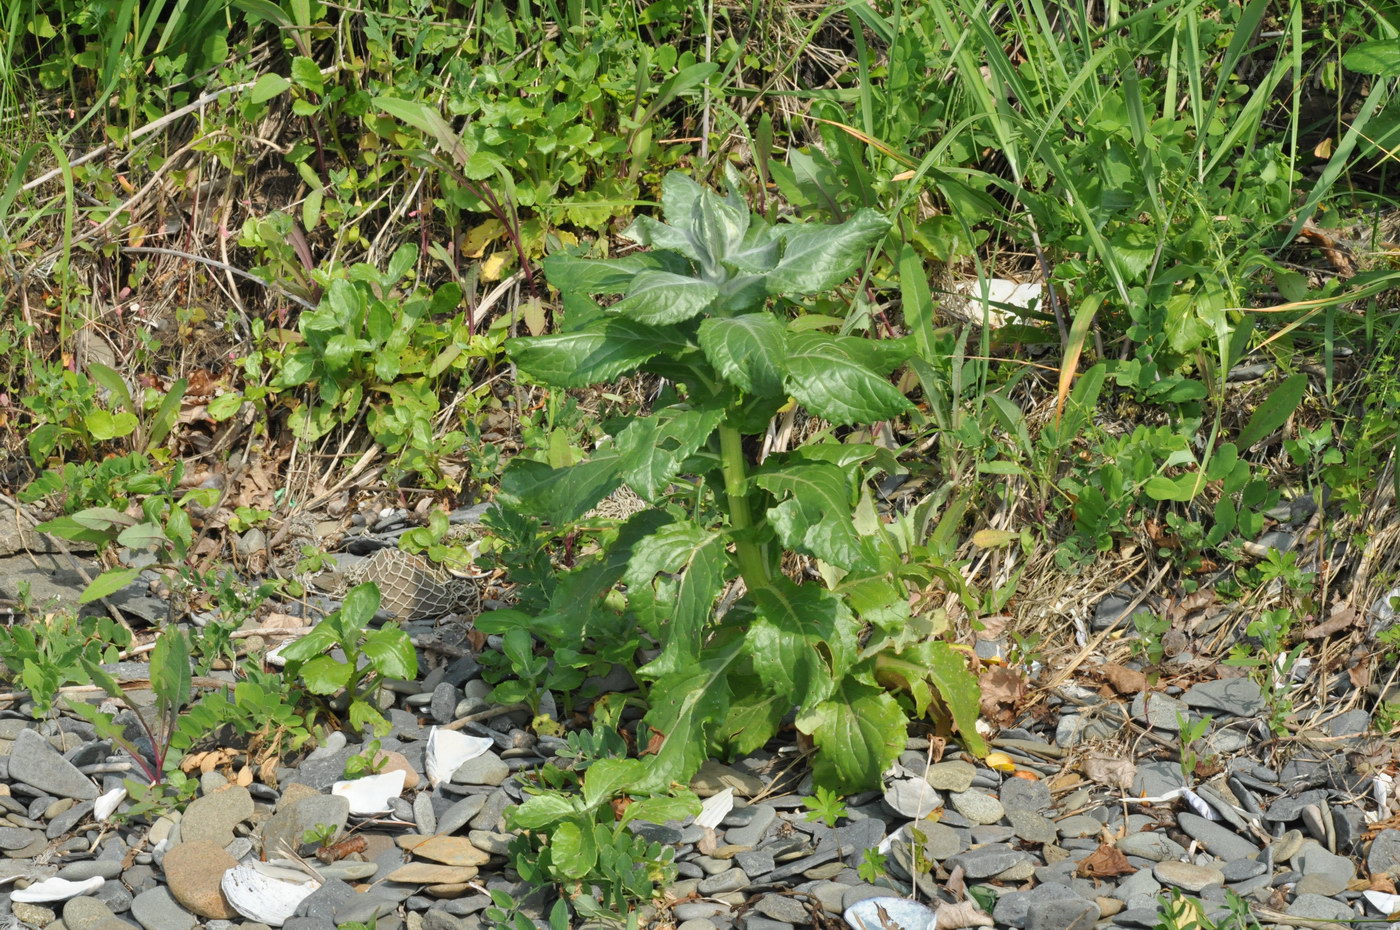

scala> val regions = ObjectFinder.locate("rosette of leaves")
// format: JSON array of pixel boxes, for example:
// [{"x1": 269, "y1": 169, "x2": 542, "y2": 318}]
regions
[{"x1": 498, "y1": 171, "x2": 984, "y2": 792}]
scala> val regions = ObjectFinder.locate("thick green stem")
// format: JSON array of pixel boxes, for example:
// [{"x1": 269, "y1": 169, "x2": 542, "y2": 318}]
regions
[{"x1": 717, "y1": 423, "x2": 772, "y2": 589}]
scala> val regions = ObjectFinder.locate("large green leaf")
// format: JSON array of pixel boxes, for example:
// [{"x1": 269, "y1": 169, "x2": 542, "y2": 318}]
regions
[
  {"x1": 717, "y1": 685, "x2": 787, "y2": 756},
  {"x1": 754, "y1": 463, "x2": 878, "y2": 571},
  {"x1": 508, "y1": 792, "x2": 582, "y2": 830},
  {"x1": 625, "y1": 214, "x2": 701, "y2": 262},
  {"x1": 1238, "y1": 374, "x2": 1307, "y2": 450},
  {"x1": 698, "y1": 314, "x2": 786, "y2": 397},
  {"x1": 507, "y1": 318, "x2": 682, "y2": 387},
  {"x1": 612, "y1": 271, "x2": 719, "y2": 325},
  {"x1": 581, "y1": 758, "x2": 647, "y2": 809},
  {"x1": 615, "y1": 405, "x2": 725, "y2": 500},
  {"x1": 798, "y1": 680, "x2": 906, "y2": 791},
  {"x1": 636, "y1": 642, "x2": 742, "y2": 792},
  {"x1": 79, "y1": 567, "x2": 140, "y2": 604},
  {"x1": 498, "y1": 449, "x2": 622, "y2": 526},
  {"x1": 543, "y1": 251, "x2": 688, "y2": 296},
  {"x1": 627, "y1": 521, "x2": 729, "y2": 678},
  {"x1": 764, "y1": 209, "x2": 891, "y2": 296},
  {"x1": 877, "y1": 640, "x2": 988, "y2": 756},
  {"x1": 746, "y1": 578, "x2": 858, "y2": 715},
  {"x1": 783, "y1": 332, "x2": 913, "y2": 425}
]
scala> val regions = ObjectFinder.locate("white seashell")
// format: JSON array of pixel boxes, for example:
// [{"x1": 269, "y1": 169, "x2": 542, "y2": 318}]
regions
[
  {"x1": 11, "y1": 876, "x2": 105, "y2": 903},
  {"x1": 845, "y1": 895, "x2": 938, "y2": 930},
  {"x1": 694, "y1": 788, "x2": 734, "y2": 829},
  {"x1": 1365, "y1": 890, "x2": 1400, "y2": 916},
  {"x1": 425, "y1": 727, "x2": 494, "y2": 788},
  {"x1": 94, "y1": 787, "x2": 127, "y2": 821},
  {"x1": 221, "y1": 863, "x2": 320, "y2": 926},
  {"x1": 331, "y1": 769, "x2": 407, "y2": 815}
]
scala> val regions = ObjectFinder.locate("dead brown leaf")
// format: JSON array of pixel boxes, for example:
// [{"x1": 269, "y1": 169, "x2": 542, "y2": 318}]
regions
[
  {"x1": 1303, "y1": 604, "x2": 1357, "y2": 640},
  {"x1": 978, "y1": 665, "x2": 1026, "y2": 722},
  {"x1": 1076, "y1": 843, "x2": 1137, "y2": 879},
  {"x1": 1099, "y1": 663, "x2": 1147, "y2": 696},
  {"x1": 1082, "y1": 754, "x2": 1136, "y2": 790}
]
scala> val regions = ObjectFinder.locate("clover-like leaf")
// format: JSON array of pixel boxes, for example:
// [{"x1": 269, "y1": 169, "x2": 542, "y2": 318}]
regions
[
  {"x1": 612, "y1": 271, "x2": 720, "y2": 324},
  {"x1": 764, "y1": 209, "x2": 891, "y2": 295},
  {"x1": 799, "y1": 681, "x2": 907, "y2": 791},
  {"x1": 783, "y1": 332, "x2": 913, "y2": 425},
  {"x1": 698, "y1": 314, "x2": 786, "y2": 397}
]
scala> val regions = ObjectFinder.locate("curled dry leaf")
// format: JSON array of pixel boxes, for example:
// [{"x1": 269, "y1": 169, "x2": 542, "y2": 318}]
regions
[
  {"x1": 1098, "y1": 663, "x2": 1146, "y2": 696},
  {"x1": 931, "y1": 899, "x2": 994, "y2": 930},
  {"x1": 1076, "y1": 842, "x2": 1137, "y2": 879},
  {"x1": 977, "y1": 665, "x2": 1025, "y2": 721},
  {"x1": 1303, "y1": 604, "x2": 1357, "y2": 640},
  {"x1": 1082, "y1": 754, "x2": 1136, "y2": 790}
]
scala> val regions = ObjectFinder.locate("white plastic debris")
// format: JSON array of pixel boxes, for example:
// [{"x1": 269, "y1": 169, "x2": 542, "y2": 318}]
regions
[
  {"x1": 11, "y1": 876, "x2": 105, "y2": 903},
  {"x1": 694, "y1": 787, "x2": 734, "y2": 829},
  {"x1": 425, "y1": 727, "x2": 494, "y2": 788},
  {"x1": 331, "y1": 769, "x2": 407, "y2": 815},
  {"x1": 221, "y1": 864, "x2": 321, "y2": 926},
  {"x1": 1180, "y1": 788, "x2": 1220, "y2": 821},
  {"x1": 944, "y1": 278, "x2": 1043, "y2": 327}
]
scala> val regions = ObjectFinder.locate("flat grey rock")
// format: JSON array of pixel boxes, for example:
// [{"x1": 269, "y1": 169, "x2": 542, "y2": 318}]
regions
[
  {"x1": 946, "y1": 844, "x2": 1031, "y2": 879},
  {"x1": 1131, "y1": 692, "x2": 1192, "y2": 731},
  {"x1": 1287, "y1": 893, "x2": 1355, "y2": 922},
  {"x1": 724, "y1": 804, "x2": 775, "y2": 847},
  {"x1": 130, "y1": 887, "x2": 196, "y2": 930},
  {"x1": 1182, "y1": 678, "x2": 1264, "y2": 716},
  {"x1": 949, "y1": 788, "x2": 1004, "y2": 825},
  {"x1": 9, "y1": 729, "x2": 98, "y2": 800},
  {"x1": 993, "y1": 882, "x2": 1085, "y2": 928},
  {"x1": 1001, "y1": 778, "x2": 1051, "y2": 813},
  {"x1": 1115, "y1": 831, "x2": 1186, "y2": 862},
  {"x1": 922, "y1": 761, "x2": 977, "y2": 792},
  {"x1": 451, "y1": 752, "x2": 509, "y2": 786},
  {"x1": 1025, "y1": 897, "x2": 1099, "y2": 930},
  {"x1": 1177, "y1": 813, "x2": 1260, "y2": 860},
  {"x1": 1153, "y1": 860, "x2": 1224, "y2": 892}
]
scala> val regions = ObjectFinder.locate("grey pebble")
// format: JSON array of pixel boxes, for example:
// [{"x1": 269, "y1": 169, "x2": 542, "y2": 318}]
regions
[
  {"x1": 697, "y1": 868, "x2": 750, "y2": 895},
  {"x1": 754, "y1": 895, "x2": 808, "y2": 924},
  {"x1": 1182, "y1": 679, "x2": 1265, "y2": 716},
  {"x1": 436, "y1": 795, "x2": 487, "y2": 835},
  {"x1": 949, "y1": 789, "x2": 1004, "y2": 825},
  {"x1": 1153, "y1": 861, "x2": 1224, "y2": 893},
  {"x1": 725, "y1": 805, "x2": 776, "y2": 847},
  {"x1": 1178, "y1": 812, "x2": 1260, "y2": 860},
  {"x1": 1115, "y1": 831, "x2": 1186, "y2": 862},
  {"x1": 1025, "y1": 897, "x2": 1099, "y2": 930},
  {"x1": 130, "y1": 887, "x2": 195, "y2": 930},
  {"x1": 922, "y1": 761, "x2": 977, "y2": 792},
  {"x1": 946, "y1": 844, "x2": 1030, "y2": 879},
  {"x1": 9, "y1": 730, "x2": 98, "y2": 801}
]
